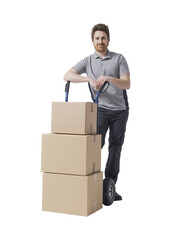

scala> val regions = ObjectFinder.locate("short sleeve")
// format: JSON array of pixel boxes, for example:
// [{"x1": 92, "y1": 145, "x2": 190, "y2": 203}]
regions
[
  {"x1": 119, "y1": 55, "x2": 130, "y2": 76},
  {"x1": 72, "y1": 58, "x2": 87, "y2": 75}
]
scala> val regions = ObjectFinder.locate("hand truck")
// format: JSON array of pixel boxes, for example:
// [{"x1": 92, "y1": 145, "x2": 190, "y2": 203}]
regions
[{"x1": 65, "y1": 81, "x2": 116, "y2": 206}]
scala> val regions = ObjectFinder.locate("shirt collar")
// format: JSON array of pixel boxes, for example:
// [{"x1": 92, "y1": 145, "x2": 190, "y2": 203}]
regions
[{"x1": 93, "y1": 49, "x2": 112, "y2": 59}]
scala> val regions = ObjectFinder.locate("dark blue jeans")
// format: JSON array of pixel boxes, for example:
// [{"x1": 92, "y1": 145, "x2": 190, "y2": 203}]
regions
[{"x1": 98, "y1": 108, "x2": 129, "y2": 183}]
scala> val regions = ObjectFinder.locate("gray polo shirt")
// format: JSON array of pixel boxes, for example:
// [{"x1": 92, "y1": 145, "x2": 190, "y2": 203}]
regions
[{"x1": 73, "y1": 50, "x2": 130, "y2": 110}]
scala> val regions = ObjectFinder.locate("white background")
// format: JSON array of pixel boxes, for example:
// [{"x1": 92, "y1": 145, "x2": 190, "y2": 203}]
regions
[{"x1": 0, "y1": 0, "x2": 190, "y2": 239}]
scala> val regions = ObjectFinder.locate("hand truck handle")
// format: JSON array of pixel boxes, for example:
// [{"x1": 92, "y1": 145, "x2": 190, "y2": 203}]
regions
[
  {"x1": 95, "y1": 81, "x2": 110, "y2": 103},
  {"x1": 64, "y1": 80, "x2": 109, "y2": 134},
  {"x1": 65, "y1": 81, "x2": 70, "y2": 102},
  {"x1": 65, "y1": 81, "x2": 109, "y2": 103}
]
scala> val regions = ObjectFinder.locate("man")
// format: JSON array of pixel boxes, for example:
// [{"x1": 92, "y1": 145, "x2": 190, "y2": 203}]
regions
[{"x1": 64, "y1": 23, "x2": 130, "y2": 201}]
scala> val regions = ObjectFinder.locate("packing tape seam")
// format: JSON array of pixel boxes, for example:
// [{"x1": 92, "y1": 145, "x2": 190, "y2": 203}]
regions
[{"x1": 92, "y1": 162, "x2": 95, "y2": 173}]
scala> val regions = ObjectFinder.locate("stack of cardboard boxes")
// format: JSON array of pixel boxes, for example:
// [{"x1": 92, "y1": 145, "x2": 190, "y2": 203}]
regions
[{"x1": 41, "y1": 102, "x2": 103, "y2": 216}]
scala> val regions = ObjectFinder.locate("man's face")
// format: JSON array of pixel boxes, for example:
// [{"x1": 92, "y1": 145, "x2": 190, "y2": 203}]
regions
[{"x1": 92, "y1": 31, "x2": 109, "y2": 53}]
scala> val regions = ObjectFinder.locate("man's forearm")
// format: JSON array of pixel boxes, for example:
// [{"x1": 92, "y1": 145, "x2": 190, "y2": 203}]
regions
[
  {"x1": 109, "y1": 77, "x2": 130, "y2": 90},
  {"x1": 64, "y1": 69, "x2": 102, "y2": 91},
  {"x1": 97, "y1": 75, "x2": 130, "y2": 90},
  {"x1": 64, "y1": 70, "x2": 90, "y2": 83}
]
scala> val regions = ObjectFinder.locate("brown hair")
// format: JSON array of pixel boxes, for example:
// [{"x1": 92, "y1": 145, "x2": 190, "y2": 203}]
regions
[{"x1": 91, "y1": 23, "x2": 110, "y2": 41}]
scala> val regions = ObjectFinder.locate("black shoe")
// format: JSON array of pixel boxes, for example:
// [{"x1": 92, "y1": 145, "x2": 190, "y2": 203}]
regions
[{"x1": 114, "y1": 192, "x2": 122, "y2": 201}]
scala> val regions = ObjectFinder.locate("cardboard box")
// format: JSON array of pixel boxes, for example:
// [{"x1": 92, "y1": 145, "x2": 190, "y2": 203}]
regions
[
  {"x1": 51, "y1": 102, "x2": 97, "y2": 134},
  {"x1": 41, "y1": 134, "x2": 101, "y2": 175},
  {"x1": 42, "y1": 172, "x2": 103, "y2": 216}
]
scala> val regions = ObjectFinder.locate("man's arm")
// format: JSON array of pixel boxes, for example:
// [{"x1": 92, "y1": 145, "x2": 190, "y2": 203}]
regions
[
  {"x1": 64, "y1": 68, "x2": 90, "y2": 83},
  {"x1": 63, "y1": 68, "x2": 101, "y2": 90},
  {"x1": 97, "y1": 74, "x2": 130, "y2": 90}
]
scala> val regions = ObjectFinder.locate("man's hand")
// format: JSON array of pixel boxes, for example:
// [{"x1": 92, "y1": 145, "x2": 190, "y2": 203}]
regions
[
  {"x1": 97, "y1": 75, "x2": 110, "y2": 86},
  {"x1": 88, "y1": 78, "x2": 101, "y2": 91}
]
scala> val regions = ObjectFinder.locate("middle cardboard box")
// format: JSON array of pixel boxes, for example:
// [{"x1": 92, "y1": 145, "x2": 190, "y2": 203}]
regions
[{"x1": 41, "y1": 133, "x2": 101, "y2": 176}]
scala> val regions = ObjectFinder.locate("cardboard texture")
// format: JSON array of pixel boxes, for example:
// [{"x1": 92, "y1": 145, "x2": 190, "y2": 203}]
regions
[
  {"x1": 41, "y1": 101, "x2": 103, "y2": 216},
  {"x1": 42, "y1": 172, "x2": 103, "y2": 216},
  {"x1": 51, "y1": 102, "x2": 97, "y2": 134},
  {"x1": 41, "y1": 133, "x2": 101, "y2": 175}
]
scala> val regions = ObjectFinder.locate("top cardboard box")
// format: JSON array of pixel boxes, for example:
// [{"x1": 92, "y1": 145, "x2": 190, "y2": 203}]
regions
[{"x1": 51, "y1": 102, "x2": 97, "y2": 135}]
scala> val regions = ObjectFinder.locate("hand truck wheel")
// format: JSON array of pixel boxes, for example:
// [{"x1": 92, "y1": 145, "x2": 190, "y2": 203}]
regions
[{"x1": 103, "y1": 177, "x2": 116, "y2": 206}]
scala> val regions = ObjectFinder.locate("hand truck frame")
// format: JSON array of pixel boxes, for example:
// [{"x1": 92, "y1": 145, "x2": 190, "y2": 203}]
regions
[{"x1": 65, "y1": 81, "x2": 116, "y2": 206}]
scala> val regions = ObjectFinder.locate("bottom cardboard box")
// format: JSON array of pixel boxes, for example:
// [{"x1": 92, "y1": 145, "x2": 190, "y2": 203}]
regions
[{"x1": 42, "y1": 172, "x2": 103, "y2": 216}]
